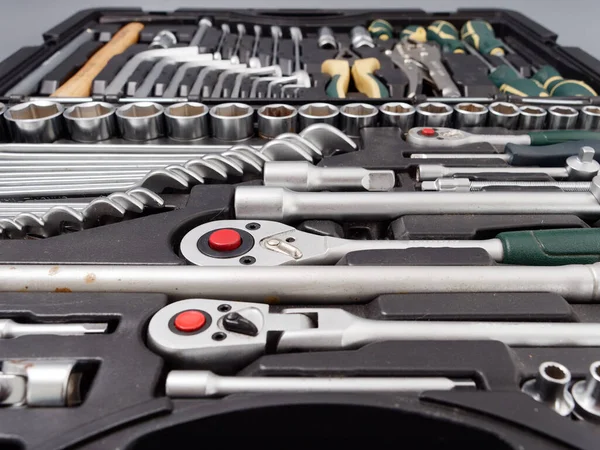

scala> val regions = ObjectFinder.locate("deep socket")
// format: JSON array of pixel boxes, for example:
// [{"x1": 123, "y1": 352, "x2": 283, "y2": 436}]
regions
[
  {"x1": 488, "y1": 102, "x2": 520, "y2": 129},
  {"x1": 453, "y1": 103, "x2": 488, "y2": 128},
  {"x1": 340, "y1": 103, "x2": 379, "y2": 137},
  {"x1": 209, "y1": 103, "x2": 254, "y2": 141},
  {"x1": 298, "y1": 103, "x2": 339, "y2": 130},
  {"x1": 415, "y1": 102, "x2": 453, "y2": 128},
  {"x1": 116, "y1": 102, "x2": 165, "y2": 141},
  {"x1": 63, "y1": 102, "x2": 117, "y2": 142},
  {"x1": 317, "y1": 26, "x2": 337, "y2": 49},
  {"x1": 572, "y1": 361, "x2": 600, "y2": 422},
  {"x1": 164, "y1": 102, "x2": 209, "y2": 141},
  {"x1": 257, "y1": 104, "x2": 297, "y2": 139},
  {"x1": 579, "y1": 106, "x2": 600, "y2": 130},
  {"x1": 518, "y1": 105, "x2": 547, "y2": 130},
  {"x1": 380, "y1": 102, "x2": 415, "y2": 130},
  {"x1": 4, "y1": 101, "x2": 65, "y2": 143},
  {"x1": 548, "y1": 105, "x2": 579, "y2": 130},
  {"x1": 521, "y1": 361, "x2": 575, "y2": 416}
]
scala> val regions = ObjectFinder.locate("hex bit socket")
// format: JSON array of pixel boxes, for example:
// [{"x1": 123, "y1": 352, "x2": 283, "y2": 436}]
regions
[
  {"x1": 209, "y1": 102, "x2": 254, "y2": 141},
  {"x1": 4, "y1": 101, "x2": 65, "y2": 143},
  {"x1": 579, "y1": 106, "x2": 600, "y2": 130},
  {"x1": 116, "y1": 102, "x2": 165, "y2": 141},
  {"x1": 415, "y1": 102, "x2": 453, "y2": 128},
  {"x1": 453, "y1": 102, "x2": 488, "y2": 128},
  {"x1": 298, "y1": 103, "x2": 339, "y2": 130},
  {"x1": 257, "y1": 104, "x2": 297, "y2": 139},
  {"x1": 548, "y1": 105, "x2": 579, "y2": 130},
  {"x1": 340, "y1": 103, "x2": 378, "y2": 137},
  {"x1": 488, "y1": 102, "x2": 520, "y2": 129},
  {"x1": 164, "y1": 102, "x2": 209, "y2": 141},
  {"x1": 572, "y1": 361, "x2": 600, "y2": 422},
  {"x1": 63, "y1": 102, "x2": 117, "y2": 142},
  {"x1": 521, "y1": 361, "x2": 575, "y2": 416},
  {"x1": 518, "y1": 105, "x2": 547, "y2": 130},
  {"x1": 379, "y1": 102, "x2": 415, "y2": 130}
]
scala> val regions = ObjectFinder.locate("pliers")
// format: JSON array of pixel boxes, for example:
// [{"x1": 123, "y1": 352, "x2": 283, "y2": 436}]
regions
[
  {"x1": 321, "y1": 45, "x2": 389, "y2": 98},
  {"x1": 386, "y1": 40, "x2": 461, "y2": 98}
]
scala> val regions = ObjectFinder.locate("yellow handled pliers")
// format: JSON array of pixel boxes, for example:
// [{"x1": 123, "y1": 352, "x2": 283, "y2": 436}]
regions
[{"x1": 321, "y1": 45, "x2": 390, "y2": 98}]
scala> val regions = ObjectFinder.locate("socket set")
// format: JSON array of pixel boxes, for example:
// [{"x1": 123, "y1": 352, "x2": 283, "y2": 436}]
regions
[{"x1": 2, "y1": 8, "x2": 600, "y2": 450}]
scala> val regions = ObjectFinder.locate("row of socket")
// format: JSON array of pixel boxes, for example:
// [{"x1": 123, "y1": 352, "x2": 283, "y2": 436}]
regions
[
  {"x1": 2, "y1": 99, "x2": 600, "y2": 145},
  {"x1": 523, "y1": 360, "x2": 600, "y2": 422}
]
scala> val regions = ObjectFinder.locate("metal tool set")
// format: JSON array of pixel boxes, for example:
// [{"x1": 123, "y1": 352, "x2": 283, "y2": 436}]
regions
[{"x1": 2, "y1": 7, "x2": 600, "y2": 450}]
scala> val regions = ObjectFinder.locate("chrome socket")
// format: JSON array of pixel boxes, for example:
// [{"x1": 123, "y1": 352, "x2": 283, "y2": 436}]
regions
[
  {"x1": 116, "y1": 102, "x2": 165, "y2": 141},
  {"x1": 518, "y1": 105, "x2": 547, "y2": 130},
  {"x1": 521, "y1": 361, "x2": 575, "y2": 416},
  {"x1": 164, "y1": 102, "x2": 209, "y2": 141},
  {"x1": 149, "y1": 30, "x2": 178, "y2": 49},
  {"x1": 257, "y1": 104, "x2": 297, "y2": 139},
  {"x1": 572, "y1": 361, "x2": 600, "y2": 422},
  {"x1": 548, "y1": 105, "x2": 579, "y2": 130},
  {"x1": 488, "y1": 102, "x2": 519, "y2": 129},
  {"x1": 4, "y1": 101, "x2": 65, "y2": 143},
  {"x1": 379, "y1": 102, "x2": 415, "y2": 130},
  {"x1": 63, "y1": 101, "x2": 117, "y2": 142},
  {"x1": 453, "y1": 102, "x2": 488, "y2": 128},
  {"x1": 578, "y1": 106, "x2": 600, "y2": 130},
  {"x1": 209, "y1": 102, "x2": 254, "y2": 141},
  {"x1": 317, "y1": 26, "x2": 337, "y2": 49},
  {"x1": 298, "y1": 103, "x2": 339, "y2": 130},
  {"x1": 415, "y1": 102, "x2": 453, "y2": 128},
  {"x1": 340, "y1": 103, "x2": 379, "y2": 137}
]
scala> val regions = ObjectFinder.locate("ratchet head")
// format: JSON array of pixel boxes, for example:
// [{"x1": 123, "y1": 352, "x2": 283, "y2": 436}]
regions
[
  {"x1": 178, "y1": 219, "x2": 341, "y2": 266},
  {"x1": 406, "y1": 127, "x2": 471, "y2": 147},
  {"x1": 146, "y1": 298, "x2": 315, "y2": 371}
]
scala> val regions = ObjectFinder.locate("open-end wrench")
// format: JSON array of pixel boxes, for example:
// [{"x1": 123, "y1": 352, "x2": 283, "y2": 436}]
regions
[
  {"x1": 179, "y1": 219, "x2": 600, "y2": 267},
  {"x1": 213, "y1": 24, "x2": 231, "y2": 60},
  {"x1": 147, "y1": 298, "x2": 600, "y2": 370},
  {"x1": 406, "y1": 127, "x2": 600, "y2": 148},
  {"x1": 233, "y1": 178, "x2": 600, "y2": 223}
]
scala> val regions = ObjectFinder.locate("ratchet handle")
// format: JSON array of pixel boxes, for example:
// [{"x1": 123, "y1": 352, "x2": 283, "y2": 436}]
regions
[
  {"x1": 528, "y1": 130, "x2": 600, "y2": 146},
  {"x1": 498, "y1": 228, "x2": 600, "y2": 265},
  {"x1": 506, "y1": 139, "x2": 600, "y2": 166}
]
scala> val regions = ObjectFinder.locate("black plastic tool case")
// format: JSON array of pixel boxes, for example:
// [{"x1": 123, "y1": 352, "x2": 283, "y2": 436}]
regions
[{"x1": 1, "y1": 7, "x2": 600, "y2": 450}]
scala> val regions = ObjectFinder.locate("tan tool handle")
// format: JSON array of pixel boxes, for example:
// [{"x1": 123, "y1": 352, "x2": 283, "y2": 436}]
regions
[{"x1": 51, "y1": 22, "x2": 145, "y2": 97}]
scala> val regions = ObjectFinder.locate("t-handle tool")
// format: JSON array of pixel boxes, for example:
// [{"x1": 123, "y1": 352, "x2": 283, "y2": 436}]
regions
[
  {"x1": 179, "y1": 219, "x2": 600, "y2": 267},
  {"x1": 406, "y1": 127, "x2": 600, "y2": 148},
  {"x1": 0, "y1": 319, "x2": 107, "y2": 338},
  {"x1": 147, "y1": 298, "x2": 600, "y2": 370},
  {"x1": 321, "y1": 45, "x2": 389, "y2": 98}
]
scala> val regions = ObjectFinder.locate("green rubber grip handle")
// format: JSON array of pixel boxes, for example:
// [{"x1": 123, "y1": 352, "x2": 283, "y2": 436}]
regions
[
  {"x1": 506, "y1": 139, "x2": 600, "y2": 166},
  {"x1": 532, "y1": 65, "x2": 597, "y2": 97},
  {"x1": 498, "y1": 228, "x2": 600, "y2": 265},
  {"x1": 528, "y1": 130, "x2": 600, "y2": 146},
  {"x1": 426, "y1": 20, "x2": 465, "y2": 53},
  {"x1": 325, "y1": 74, "x2": 344, "y2": 98},
  {"x1": 369, "y1": 19, "x2": 394, "y2": 40},
  {"x1": 364, "y1": 73, "x2": 390, "y2": 97},
  {"x1": 460, "y1": 20, "x2": 505, "y2": 56},
  {"x1": 488, "y1": 64, "x2": 521, "y2": 85},
  {"x1": 498, "y1": 78, "x2": 548, "y2": 97}
]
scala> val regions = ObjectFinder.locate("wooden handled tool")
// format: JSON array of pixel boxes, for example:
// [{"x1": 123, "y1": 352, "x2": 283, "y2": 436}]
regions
[{"x1": 51, "y1": 22, "x2": 145, "y2": 97}]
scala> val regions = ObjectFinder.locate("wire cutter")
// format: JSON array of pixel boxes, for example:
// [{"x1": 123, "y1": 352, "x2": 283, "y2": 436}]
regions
[{"x1": 321, "y1": 45, "x2": 389, "y2": 98}]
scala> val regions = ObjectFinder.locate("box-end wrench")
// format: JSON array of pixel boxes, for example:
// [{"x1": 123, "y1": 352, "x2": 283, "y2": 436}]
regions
[
  {"x1": 147, "y1": 298, "x2": 600, "y2": 371},
  {"x1": 166, "y1": 371, "x2": 476, "y2": 398},
  {"x1": 406, "y1": 127, "x2": 600, "y2": 149},
  {"x1": 179, "y1": 219, "x2": 600, "y2": 267},
  {"x1": 416, "y1": 146, "x2": 600, "y2": 181}
]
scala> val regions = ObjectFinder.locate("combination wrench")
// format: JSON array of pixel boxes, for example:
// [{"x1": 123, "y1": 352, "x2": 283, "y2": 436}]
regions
[
  {"x1": 179, "y1": 220, "x2": 600, "y2": 266},
  {"x1": 147, "y1": 298, "x2": 600, "y2": 370}
]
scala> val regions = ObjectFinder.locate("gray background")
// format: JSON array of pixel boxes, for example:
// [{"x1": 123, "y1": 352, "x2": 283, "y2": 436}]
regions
[{"x1": 0, "y1": 1, "x2": 595, "y2": 60}]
